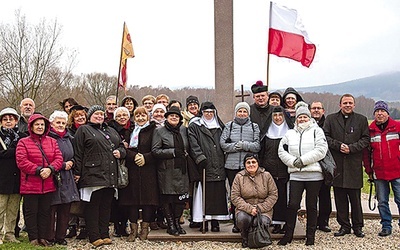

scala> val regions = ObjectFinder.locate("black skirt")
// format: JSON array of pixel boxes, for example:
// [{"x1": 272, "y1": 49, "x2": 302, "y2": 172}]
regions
[
  {"x1": 160, "y1": 193, "x2": 189, "y2": 204},
  {"x1": 205, "y1": 181, "x2": 228, "y2": 215}
]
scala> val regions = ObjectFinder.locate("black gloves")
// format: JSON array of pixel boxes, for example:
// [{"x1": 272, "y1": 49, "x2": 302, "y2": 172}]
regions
[{"x1": 198, "y1": 159, "x2": 208, "y2": 170}]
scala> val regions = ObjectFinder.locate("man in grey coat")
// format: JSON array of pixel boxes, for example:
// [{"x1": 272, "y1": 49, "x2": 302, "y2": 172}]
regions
[{"x1": 323, "y1": 94, "x2": 370, "y2": 238}]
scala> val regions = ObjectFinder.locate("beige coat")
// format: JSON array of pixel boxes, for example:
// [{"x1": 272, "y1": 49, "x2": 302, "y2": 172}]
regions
[{"x1": 231, "y1": 167, "x2": 278, "y2": 220}]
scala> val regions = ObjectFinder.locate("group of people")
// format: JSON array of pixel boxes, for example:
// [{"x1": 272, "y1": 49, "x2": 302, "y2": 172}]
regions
[{"x1": 0, "y1": 83, "x2": 398, "y2": 248}]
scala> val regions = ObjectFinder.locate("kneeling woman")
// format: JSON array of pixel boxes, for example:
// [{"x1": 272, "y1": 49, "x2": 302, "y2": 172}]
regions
[
  {"x1": 231, "y1": 154, "x2": 278, "y2": 248},
  {"x1": 152, "y1": 106, "x2": 189, "y2": 236}
]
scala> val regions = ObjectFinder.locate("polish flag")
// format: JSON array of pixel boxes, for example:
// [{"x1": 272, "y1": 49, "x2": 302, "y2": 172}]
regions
[{"x1": 268, "y1": 2, "x2": 316, "y2": 67}]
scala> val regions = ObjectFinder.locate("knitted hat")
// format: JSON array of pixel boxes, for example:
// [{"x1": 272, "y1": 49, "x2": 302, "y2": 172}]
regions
[
  {"x1": 87, "y1": 105, "x2": 105, "y2": 120},
  {"x1": 0, "y1": 107, "x2": 20, "y2": 121},
  {"x1": 152, "y1": 103, "x2": 166, "y2": 114},
  {"x1": 251, "y1": 80, "x2": 268, "y2": 94},
  {"x1": 186, "y1": 95, "x2": 200, "y2": 107},
  {"x1": 373, "y1": 100, "x2": 389, "y2": 114},
  {"x1": 164, "y1": 106, "x2": 183, "y2": 120},
  {"x1": 295, "y1": 101, "x2": 311, "y2": 119},
  {"x1": 234, "y1": 102, "x2": 251, "y2": 115}
]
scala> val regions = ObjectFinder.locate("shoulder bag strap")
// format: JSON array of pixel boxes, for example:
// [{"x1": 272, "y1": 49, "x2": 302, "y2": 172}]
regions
[
  {"x1": 0, "y1": 137, "x2": 7, "y2": 150},
  {"x1": 32, "y1": 139, "x2": 51, "y2": 165}
]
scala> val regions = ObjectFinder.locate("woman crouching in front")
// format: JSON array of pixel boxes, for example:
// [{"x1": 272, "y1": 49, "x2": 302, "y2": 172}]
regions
[{"x1": 231, "y1": 153, "x2": 278, "y2": 248}]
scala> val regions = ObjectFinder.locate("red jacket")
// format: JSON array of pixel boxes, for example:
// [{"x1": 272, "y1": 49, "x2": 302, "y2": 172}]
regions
[
  {"x1": 16, "y1": 114, "x2": 63, "y2": 194},
  {"x1": 363, "y1": 117, "x2": 400, "y2": 181}
]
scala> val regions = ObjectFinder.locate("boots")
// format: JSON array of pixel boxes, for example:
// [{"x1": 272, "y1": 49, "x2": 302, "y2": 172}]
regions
[
  {"x1": 139, "y1": 222, "x2": 150, "y2": 240},
  {"x1": 278, "y1": 207, "x2": 296, "y2": 246},
  {"x1": 174, "y1": 217, "x2": 186, "y2": 234},
  {"x1": 277, "y1": 235, "x2": 293, "y2": 246},
  {"x1": 305, "y1": 229, "x2": 316, "y2": 245},
  {"x1": 127, "y1": 223, "x2": 138, "y2": 242},
  {"x1": 163, "y1": 204, "x2": 179, "y2": 236},
  {"x1": 65, "y1": 225, "x2": 77, "y2": 238},
  {"x1": 240, "y1": 229, "x2": 248, "y2": 248},
  {"x1": 114, "y1": 222, "x2": 129, "y2": 237},
  {"x1": 305, "y1": 237, "x2": 315, "y2": 246},
  {"x1": 76, "y1": 226, "x2": 88, "y2": 239}
]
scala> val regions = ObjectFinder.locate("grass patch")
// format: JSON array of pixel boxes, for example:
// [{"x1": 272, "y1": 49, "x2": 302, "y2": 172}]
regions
[
  {"x1": 0, "y1": 232, "x2": 66, "y2": 250},
  {"x1": 361, "y1": 171, "x2": 371, "y2": 195}
]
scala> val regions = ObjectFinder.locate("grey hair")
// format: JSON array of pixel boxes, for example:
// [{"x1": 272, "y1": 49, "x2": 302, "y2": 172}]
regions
[
  {"x1": 113, "y1": 106, "x2": 130, "y2": 119},
  {"x1": 49, "y1": 110, "x2": 68, "y2": 122}
]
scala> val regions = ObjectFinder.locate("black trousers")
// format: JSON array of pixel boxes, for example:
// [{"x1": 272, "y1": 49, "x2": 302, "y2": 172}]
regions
[
  {"x1": 84, "y1": 188, "x2": 114, "y2": 243},
  {"x1": 286, "y1": 180, "x2": 322, "y2": 238},
  {"x1": 23, "y1": 193, "x2": 53, "y2": 241},
  {"x1": 50, "y1": 203, "x2": 72, "y2": 241},
  {"x1": 317, "y1": 183, "x2": 332, "y2": 227},
  {"x1": 236, "y1": 211, "x2": 271, "y2": 240},
  {"x1": 333, "y1": 187, "x2": 364, "y2": 230}
]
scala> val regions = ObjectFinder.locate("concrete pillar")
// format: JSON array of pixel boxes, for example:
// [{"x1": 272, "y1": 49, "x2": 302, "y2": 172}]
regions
[{"x1": 214, "y1": 0, "x2": 234, "y2": 123}]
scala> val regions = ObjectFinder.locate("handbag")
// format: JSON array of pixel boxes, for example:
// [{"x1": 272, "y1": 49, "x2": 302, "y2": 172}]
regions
[
  {"x1": 319, "y1": 149, "x2": 338, "y2": 185},
  {"x1": 247, "y1": 207, "x2": 272, "y2": 248},
  {"x1": 33, "y1": 140, "x2": 62, "y2": 187},
  {"x1": 313, "y1": 129, "x2": 338, "y2": 185},
  {"x1": 117, "y1": 159, "x2": 129, "y2": 188},
  {"x1": 95, "y1": 127, "x2": 129, "y2": 189}
]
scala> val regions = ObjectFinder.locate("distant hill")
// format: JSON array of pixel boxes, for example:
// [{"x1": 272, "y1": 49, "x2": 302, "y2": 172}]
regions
[{"x1": 296, "y1": 71, "x2": 400, "y2": 102}]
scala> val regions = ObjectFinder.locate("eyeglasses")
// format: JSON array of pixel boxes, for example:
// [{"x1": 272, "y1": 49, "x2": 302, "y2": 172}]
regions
[
  {"x1": 2, "y1": 117, "x2": 15, "y2": 122},
  {"x1": 311, "y1": 107, "x2": 323, "y2": 110}
]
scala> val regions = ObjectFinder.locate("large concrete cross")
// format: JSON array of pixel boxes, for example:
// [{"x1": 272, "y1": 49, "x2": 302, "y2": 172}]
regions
[{"x1": 214, "y1": 0, "x2": 234, "y2": 123}]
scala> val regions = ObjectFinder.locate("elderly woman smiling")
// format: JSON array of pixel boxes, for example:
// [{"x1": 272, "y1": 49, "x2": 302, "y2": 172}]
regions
[
  {"x1": 231, "y1": 153, "x2": 278, "y2": 248},
  {"x1": 73, "y1": 105, "x2": 126, "y2": 247},
  {"x1": 48, "y1": 111, "x2": 80, "y2": 245}
]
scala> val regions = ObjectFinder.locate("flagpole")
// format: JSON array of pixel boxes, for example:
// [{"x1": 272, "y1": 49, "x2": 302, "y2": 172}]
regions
[
  {"x1": 266, "y1": 1, "x2": 273, "y2": 89},
  {"x1": 116, "y1": 22, "x2": 126, "y2": 103}
]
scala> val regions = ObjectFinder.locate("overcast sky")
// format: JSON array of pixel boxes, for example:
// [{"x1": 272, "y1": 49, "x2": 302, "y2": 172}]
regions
[{"x1": 1, "y1": 0, "x2": 399, "y2": 91}]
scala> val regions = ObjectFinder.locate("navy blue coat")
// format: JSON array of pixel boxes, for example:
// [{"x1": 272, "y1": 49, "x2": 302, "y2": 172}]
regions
[{"x1": 48, "y1": 130, "x2": 80, "y2": 205}]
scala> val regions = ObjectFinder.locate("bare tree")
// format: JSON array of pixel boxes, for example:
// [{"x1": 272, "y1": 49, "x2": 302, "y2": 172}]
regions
[
  {"x1": 0, "y1": 10, "x2": 76, "y2": 111},
  {"x1": 81, "y1": 73, "x2": 117, "y2": 106}
]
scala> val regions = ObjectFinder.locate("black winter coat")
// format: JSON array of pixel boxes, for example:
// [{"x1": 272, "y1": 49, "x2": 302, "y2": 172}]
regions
[
  {"x1": 0, "y1": 128, "x2": 26, "y2": 194},
  {"x1": 118, "y1": 122, "x2": 159, "y2": 206},
  {"x1": 152, "y1": 123, "x2": 189, "y2": 195},
  {"x1": 73, "y1": 122, "x2": 126, "y2": 188},
  {"x1": 250, "y1": 104, "x2": 273, "y2": 138},
  {"x1": 188, "y1": 121, "x2": 225, "y2": 182},
  {"x1": 323, "y1": 111, "x2": 370, "y2": 189}
]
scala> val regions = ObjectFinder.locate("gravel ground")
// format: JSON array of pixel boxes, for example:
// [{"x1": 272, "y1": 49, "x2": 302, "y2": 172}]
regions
[
  {"x1": 65, "y1": 217, "x2": 400, "y2": 250},
  {"x1": 63, "y1": 194, "x2": 399, "y2": 249}
]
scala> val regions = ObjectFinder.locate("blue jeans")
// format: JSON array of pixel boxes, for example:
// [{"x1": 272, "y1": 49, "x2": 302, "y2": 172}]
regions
[{"x1": 375, "y1": 178, "x2": 400, "y2": 230}]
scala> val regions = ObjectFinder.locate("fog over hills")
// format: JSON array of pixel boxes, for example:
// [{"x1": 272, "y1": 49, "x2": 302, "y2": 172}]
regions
[{"x1": 295, "y1": 71, "x2": 400, "y2": 102}]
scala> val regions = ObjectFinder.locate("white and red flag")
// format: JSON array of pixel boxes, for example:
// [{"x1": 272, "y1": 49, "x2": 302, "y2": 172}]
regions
[{"x1": 268, "y1": 2, "x2": 316, "y2": 67}]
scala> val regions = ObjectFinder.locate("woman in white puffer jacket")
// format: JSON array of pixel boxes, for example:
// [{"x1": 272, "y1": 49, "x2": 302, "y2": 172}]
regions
[{"x1": 277, "y1": 102, "x2": 328, "y2": 246}]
